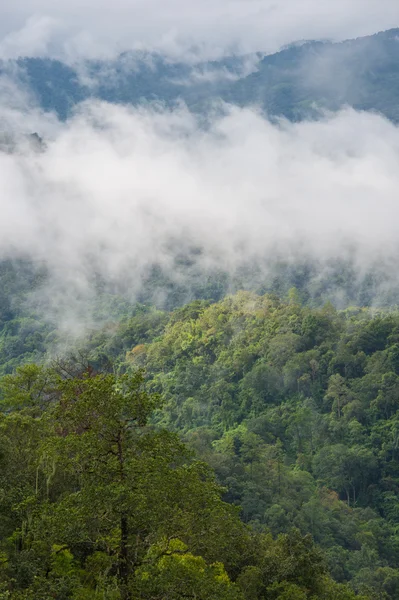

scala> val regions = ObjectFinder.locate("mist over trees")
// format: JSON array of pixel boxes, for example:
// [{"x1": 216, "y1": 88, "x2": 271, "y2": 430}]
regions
[
  {"x1": 1, "y1": 28, "x2": 398, "y2": 121},
  {"x1": 1, "y1": 9, "x2": 399, "y2": 599}
]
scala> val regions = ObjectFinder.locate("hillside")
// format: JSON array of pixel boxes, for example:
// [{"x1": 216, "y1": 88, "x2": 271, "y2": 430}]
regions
[
  {"x1": 89, "y1": 291, "x2": 399, "y2": 597},
  {"x1": 2, "y1": 22, "x2": 399, "y2": 600},
  {"x1": 2, "y1": 28, "x2": 399, "y2": 121},
  {"x1": 2, "y1": 290, "x2": 399, "y2": 596}
]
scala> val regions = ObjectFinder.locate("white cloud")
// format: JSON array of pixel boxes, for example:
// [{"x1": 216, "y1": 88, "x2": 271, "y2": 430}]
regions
[
  {"x1": 0, "y1": 0, "x2": 398, "y2": 60},
  {"x1": 0, "y1": 16, "x2": 62, "y2": 59},
  {"x1": 1, "y1": 100, "x2": 399, "y2": 327}
]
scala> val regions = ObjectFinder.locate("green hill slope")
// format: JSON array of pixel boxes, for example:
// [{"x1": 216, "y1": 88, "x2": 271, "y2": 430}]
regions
[{"x1": 75, "y1": 290, "x2": 399, "y2": 597}]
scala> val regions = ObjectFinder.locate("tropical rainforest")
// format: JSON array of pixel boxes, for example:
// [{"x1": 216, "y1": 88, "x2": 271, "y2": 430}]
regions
[
  {"x1": 2, "y1": 256, "x2": 399, "y2": 598},
  {"x1": 2, "y1": 22, "x2": 399, "y2": 600}
]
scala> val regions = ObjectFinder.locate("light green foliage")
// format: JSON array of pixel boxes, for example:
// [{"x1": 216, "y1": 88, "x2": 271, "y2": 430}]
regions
[{"x1": 134, "y1": 539, "x2": 243, "y2": 600}]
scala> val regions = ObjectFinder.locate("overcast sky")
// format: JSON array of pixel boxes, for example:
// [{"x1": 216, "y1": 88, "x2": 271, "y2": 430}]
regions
[{"x1": 0, "y1": 0, "x2": 399, "y2": 60}]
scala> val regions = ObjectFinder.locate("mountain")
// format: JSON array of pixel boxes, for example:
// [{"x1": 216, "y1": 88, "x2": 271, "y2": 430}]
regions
[
  {"x1": 2, "y1": 27, "x2": 399, "y2": 599},
  {"x1": 226, "y1": 28, "x2": 399, "y2": 121},
  {"x1": 2, "y1": 28, "x2": 399, "y2": 121}
]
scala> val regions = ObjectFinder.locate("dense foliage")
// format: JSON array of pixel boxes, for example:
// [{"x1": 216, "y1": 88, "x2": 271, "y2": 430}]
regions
[
  {"x1": 79, "y1": 290, "x2": 399, "y2": 598},
  {"x1": 0, "y1": 365, "x2": 361, "y2": 599},
  {"x1": 3, "y1": 260, "x2": 399, "y2": 596},
  {"x1": 2, "y1": 24, "x2": 399, "y2": 599}
]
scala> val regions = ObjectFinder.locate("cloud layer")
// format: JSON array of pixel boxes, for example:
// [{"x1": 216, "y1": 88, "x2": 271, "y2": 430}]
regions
[
  {"x1": 1, "y1": 98, "x2": 399, "y2": 325},
  {"x1": 0, "y1": 0, "x2": 398, "y2": 60}
]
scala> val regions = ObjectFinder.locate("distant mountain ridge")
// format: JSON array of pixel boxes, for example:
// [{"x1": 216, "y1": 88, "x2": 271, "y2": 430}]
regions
[{"x1": 1, "y1": 27, "x2": 399, "y2": 121}]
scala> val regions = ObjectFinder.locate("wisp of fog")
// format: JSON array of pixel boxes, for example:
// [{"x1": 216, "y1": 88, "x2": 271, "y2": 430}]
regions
[{"x1": 1, "y1": 94, "x2": 399, "y2": 329}]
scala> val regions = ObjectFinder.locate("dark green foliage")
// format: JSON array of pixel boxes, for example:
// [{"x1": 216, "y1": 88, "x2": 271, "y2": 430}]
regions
[
  {"x1": 104, "y1": 291, "x2": 399, "y2": 597},
  {"x1": 3, "y1": 258, "x2": 399, "y2": 596},
  {"x1": 0, "y1": 366, "x2": 357, "y2": 599}
]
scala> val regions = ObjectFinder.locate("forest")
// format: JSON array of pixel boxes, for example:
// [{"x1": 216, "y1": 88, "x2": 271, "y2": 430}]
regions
[
  {"x1": 2, "y1": 263, "x2": 399, "y2": 597},
  {"x1": 1, "y1": 1, "x2": 399, "y2": 596}
]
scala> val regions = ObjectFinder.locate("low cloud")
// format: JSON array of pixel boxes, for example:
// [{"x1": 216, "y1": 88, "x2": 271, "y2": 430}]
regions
[
  {"x1": 1, "y1": 98, "x2": 399, "y2": 329},
  {"x1": 0, "y1": 0, "x2": 398, "y2": 61}
]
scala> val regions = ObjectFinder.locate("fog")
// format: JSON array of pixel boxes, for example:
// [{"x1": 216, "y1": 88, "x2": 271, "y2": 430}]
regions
[
  {"x1": 0, "y1": 1, "x2": 398, "y2": 60},
  {"x1": 0, "y1": 0, "x2": 397, "y2": 337},
  {"x1": 1, "y1": 96, "x2": 399, "y2": 329}
]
